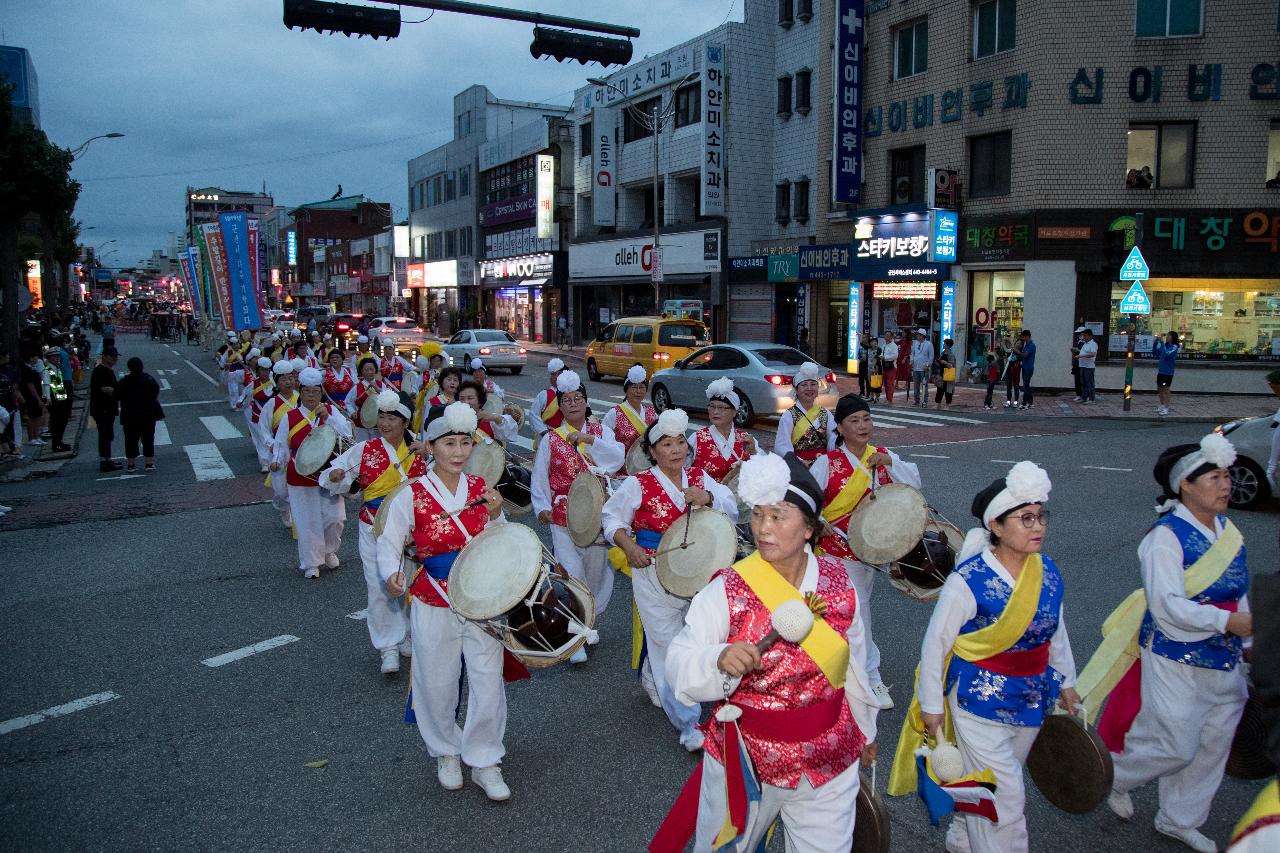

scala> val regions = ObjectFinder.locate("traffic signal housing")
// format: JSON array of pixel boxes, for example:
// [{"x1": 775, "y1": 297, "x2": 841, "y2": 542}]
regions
[
  {"x1": 530, "y1": 27, "x2": 633, "y2": 66},
  {"x1": 283, "y1": 0, "x2": 401, "y2": 39}
]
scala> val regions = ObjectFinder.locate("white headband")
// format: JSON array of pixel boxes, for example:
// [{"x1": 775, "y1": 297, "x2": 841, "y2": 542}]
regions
[
  {"x1": 959, "y1": 461, "x2": 1052, "y2": 562},
  {"x1": 1157, "y1": 433, "x2": 1236, "y2": 513},
  {"x1": 647, "y1": 408, "x2": 689, "y2": 445}
]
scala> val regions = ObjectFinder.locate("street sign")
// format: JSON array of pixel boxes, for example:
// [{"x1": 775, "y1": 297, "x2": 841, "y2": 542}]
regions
[
  {"x1": 1119, "y1": 245, "x2": 1150, "y2": 281},
  {"x1": 650, "y1": 247, "x2": 663, "y2": 283},
  {"x1": 1119, "y1": 280, "x2": 1151, "y2": 314}
]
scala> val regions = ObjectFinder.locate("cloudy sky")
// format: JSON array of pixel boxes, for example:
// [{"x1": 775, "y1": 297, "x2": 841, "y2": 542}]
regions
[{"x1": 5, "y1": 0, "x2": 742, "y2": 267}]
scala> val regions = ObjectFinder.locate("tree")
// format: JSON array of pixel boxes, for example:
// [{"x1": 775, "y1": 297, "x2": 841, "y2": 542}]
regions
[{"x1": 0, "y1": 82, "x2": 80, "y2": 357}]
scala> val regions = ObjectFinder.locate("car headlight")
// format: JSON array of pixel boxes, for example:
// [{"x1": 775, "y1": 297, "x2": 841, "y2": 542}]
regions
[{"x1": 1219, "y1": 420, "x2": 1245, "y2": 435}]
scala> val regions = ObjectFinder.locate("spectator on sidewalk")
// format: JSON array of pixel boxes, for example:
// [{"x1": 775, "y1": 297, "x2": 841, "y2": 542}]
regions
[
  {"x1": 18, "y1": 349, "x2": 47, "y2": 447},
  {"x1": 866, "y1": 336, "x2": 883, "y2": 403},
  {"x1": 90, "y1": 347, "x2": 122, "y2": 472},
  {"x1": 896, "y1": 331, "x2": 911, "y2": 395},
  {"x1": 118, "y1": 357, "x2": 164, "y2": 472},
  {"x1": 1002, "y1": 336, "x2": 1022, "y2": 409},
  {"x1": 43, "y1": 348, "x2": 72, "y2": 452},
  {"x1": 0, "y1": 351, "x2": 19, "y2": 459},
  {"x1": 1017, "y1": 329, "x2": 1037, "y2": 409},
  {"x1": 910, "y1": 328, "x2": 935, "y2": 407},
  {"x1": 1074, "y1": 328, "x2": 1098, "y2": 403},
  {"x1": 797, "y1": 326, "x2": 813, "y2": 357},
  {"x1": 1153, "y1": 331, "x2": 1180, "y2": 416},
  {"x1": 982, "y1": 353, "x2": 1000, "y2": 410},
  {"x1": 881, "y1": 333, "x2": 899, "y2": 404},
  {"x1": 1070, "y1": 326, "x2": 1085, "y2": 399},
  {"x1": 933, "y1": 338, "x2": 957, "y2": 409},
  {"x1": 102, "y1": 318, "x2": 116, "y2": 351},
  {"x1": 857, "y1": 334, "x2": 872, "y2": 398}
]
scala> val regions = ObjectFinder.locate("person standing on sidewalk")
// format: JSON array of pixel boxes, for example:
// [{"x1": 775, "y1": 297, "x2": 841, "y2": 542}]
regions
[
  {"x1": 43, "y1": 348, "x2": 72, "y2": 452},
  {"x1": 881, "y1": 332, "x2": 899, "y2": 404},
  {"x1": 18, "y1": 349, "x2": 47, "y2": 448},
  {"x1": 1074, "y1": 329, "x2": 1099, "y2": 404},
  {"x1": 117, "y1": 357, "x2": 163, "y2": 472},
  {"x1": 1153, "y1": 331, "x2": 1180, "y2": 416},
  {"x1": 1018, "y1": 329, "x2": 1037, "y2": 409},
  {"x1": 1003, "y1": 336, "x2": 1023, "y2": 408},
  {"x1": 90, "y1": 347, "x2": 121, "y2": 471},
  {"x1": 1071, "y1": 327, "x2": 1085, "y2": 400},
  {"x1": 933, "y1": 337, "x2": 957, "y2": 409},
  {"x1": 910, "y1": 328, "x2": 935, "y2": 408}
]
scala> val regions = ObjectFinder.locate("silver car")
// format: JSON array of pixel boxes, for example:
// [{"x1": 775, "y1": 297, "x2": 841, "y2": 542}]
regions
[
  {"x1": 1216, "y1": 410, "x2": 1278, "y2": 509},
  {"x1": 368, "y1": 316, "x2": 427, "y2": 352},
  {"x1": 441, "y1": 329, "x2": 529, "y2": 374},
  {"x1": 649, "y1": 343, "x2": 840, "y2": 428}
]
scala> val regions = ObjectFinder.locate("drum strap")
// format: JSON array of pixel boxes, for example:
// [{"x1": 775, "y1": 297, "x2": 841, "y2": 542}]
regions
[
  {"x1": 822, "y1": 445, "x2": 879, "y2": 525},
  {"x1": 554, "y1": 423, "x2": 595, "y2": 466},
  {"x1": 790, "y1": 403, "x2": 826, "y2": 446}
]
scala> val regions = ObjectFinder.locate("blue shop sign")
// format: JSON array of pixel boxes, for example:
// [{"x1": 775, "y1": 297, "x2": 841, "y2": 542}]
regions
[
  {"x1": 930, "y1": 211, "x2": 958, "y2": 262},
  {"x1": 850, "y1": 211, "x2": 949, "y2": 279}
]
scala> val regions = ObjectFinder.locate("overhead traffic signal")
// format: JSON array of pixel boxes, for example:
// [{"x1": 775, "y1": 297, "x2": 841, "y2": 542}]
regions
[
  {"x1": 530, "y1": 27, "x2": 633, "y2": 66},
  {"x1": 283, "y1": 0, "x2": 401, "y2": 39}
]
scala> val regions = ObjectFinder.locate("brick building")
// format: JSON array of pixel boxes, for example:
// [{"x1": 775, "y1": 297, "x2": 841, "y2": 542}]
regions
[{"x1": 281, "y1": 195, "x2": 392, "y2": 306}]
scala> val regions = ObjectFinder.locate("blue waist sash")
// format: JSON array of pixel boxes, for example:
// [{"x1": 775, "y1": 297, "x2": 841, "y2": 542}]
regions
[
  {"x1": 635, "y1": 528, "x2": 663, "y2": 550},
  {"x1": 363, "y1": 496, "x2": 384, "y2": 513},
  {"x1": 421, "y1": 551, "x2": 460, "y2": 580}
]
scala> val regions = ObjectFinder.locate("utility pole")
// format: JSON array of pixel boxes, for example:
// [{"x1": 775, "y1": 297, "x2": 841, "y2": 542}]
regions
[{"x1": 1122, "y1": 213, "x2": 1144, "y2": 412}]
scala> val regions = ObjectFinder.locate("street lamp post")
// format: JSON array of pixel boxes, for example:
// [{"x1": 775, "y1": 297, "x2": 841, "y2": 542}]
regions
[{"x1": 70, "y1": 133, "x2": 124, "y2": 160}]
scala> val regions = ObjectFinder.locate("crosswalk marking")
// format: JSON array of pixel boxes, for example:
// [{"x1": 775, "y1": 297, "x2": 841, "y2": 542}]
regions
[
  {"x1": 884, "y1": 409, "x2": 984, "y2": 425},
  {"x1": 0, "y1": 691, "x2": 121, "y2": 736},
  {"x1": 510, "y1": 434, "x2": 534, "y2": 451},
  {"x1": 158, "y1": 377, "x2": 171, "y2": 391},
  {"x1": 154, "y1": 422, "x2": 171, "y2": 446},
  {"x1": 199, "y1": 415, "x2": 242, "y2": 440},
  {"x1": 869, "y1": 420, "x2": 906, "y2": 430},
  {"x1": 870, "y1": 412, "x2": 943, "y2": 428},
  {"x1": 182, "y1": 358, "x2": 218, "y2": 386},
  {"x1": 184, "y1": 443, "x2": 235, "y2": 481},
  {"x1": 1083, "y1": 465, "x2": 1132, "y2": 472}
]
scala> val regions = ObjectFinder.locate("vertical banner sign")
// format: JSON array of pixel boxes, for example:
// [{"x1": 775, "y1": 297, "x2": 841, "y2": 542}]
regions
[
  {"x1": 200, "y1": 222, "x2": 234, "y2": 328},
  {"x1": 535, "y1": 154, "x2": 555, "y2": 240},
  {"x1": 193, "y1": 228, "x2": 217, "y2": 326},
  {"x1": 247, "y1": 216, "x2": 265, "y2": 314},
  {"x1": 286, "y1": 230, "x2": 298, "y2": 267},
  {"x1": 701, "y1": 43, "x2": 726, "y2": 217},
  {"x1": 592, "y1": 104, "x2": 616, "y2": 226},
  {"x1": 847, "y1": 282, "x2": 861, "y2": 375},
  {"x1": 832, "y1": 0, "x2": 865, "y2": 204},
  {"x1": 217, "y1": 212, "x2": 263, "y2": 330},
  {"x1": 940, "y1": 280, "x2": 957, "y2": 344},
  {"x1": 186, "y1": 246, "x2": 206, "y2": 320},
  {"x1": 179, "y1": 252, "x2": 203, "y2": 320}
]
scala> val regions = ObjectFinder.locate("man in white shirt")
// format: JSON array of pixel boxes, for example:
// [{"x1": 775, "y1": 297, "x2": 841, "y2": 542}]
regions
[
  {"x1": 909, "y1": 328, "x2": 934, "y2": 407},
  {"x1": 1074, "y1": 329, "x2": 1099, "y2": 403}
]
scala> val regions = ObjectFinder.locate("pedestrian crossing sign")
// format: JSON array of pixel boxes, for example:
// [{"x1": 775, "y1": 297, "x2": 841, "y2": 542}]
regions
[
  {"x1": 1119, "y1": 280, "x2": 1151, "y2": 314},
  {"x1": 1119, "y1": 246, "x2": 1150, "y2": 281}
]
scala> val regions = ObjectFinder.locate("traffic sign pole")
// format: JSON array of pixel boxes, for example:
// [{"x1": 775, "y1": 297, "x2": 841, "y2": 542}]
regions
[{"x1": 1122, "y1": 214, "x2": 1145, "y2": 412}]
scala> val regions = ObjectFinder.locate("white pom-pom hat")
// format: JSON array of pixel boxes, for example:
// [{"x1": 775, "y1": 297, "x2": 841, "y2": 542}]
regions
[
  {"x1": 958, "y1": 460, "x2": 1052, "y2": 561},
  {"x1": 271, "y1": 360, "x2": 294, "y2": 376},
  {"x1": 256, "y1": 357, "x2": 273, "y2": 369},
  {"x1": 470, "y1": 358, "x2": 486, "y2": 372},
  {"x1": 376, "y1": 389, "x2": 412, "y2": 420},
  {"x1": 625, "y1": 364, "x2": 648, "y2": 386},
  {"x1": 297, "y1": 367, "x2": 324, "y2": 387},
  {"x1": 793, "y1": 361, "x2": 824, "y2": 386},
  {"x1": 737, "y1": 453, "x2": 793, "y2": 508},
  {"x1": 646, "y1": 408, "x2": 689, "y2": 446},
  {"x1": 547, "y1": 357, "x2": 565, "y2": 374},
  {"x1": 426, "y1": 400, "x2": 478, "y2": 441},
  {"x1": 706, "y1": 376, "x2": 740, "y2": 410},
  {"x1": 556, "y1": 371, "x2": 582, "y2": 394}
]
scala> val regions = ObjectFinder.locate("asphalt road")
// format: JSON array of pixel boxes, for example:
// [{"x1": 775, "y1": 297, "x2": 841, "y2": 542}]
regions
[{"x1": 1, "y1": 336, "x2": 1274, "y2": 852}]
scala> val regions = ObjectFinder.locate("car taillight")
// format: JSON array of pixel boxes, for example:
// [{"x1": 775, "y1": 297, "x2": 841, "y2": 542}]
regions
[
  {"x1": 479, "y1": 347, "x2": 492, "y2": 355},
  {"x1": 518, "y1": 348, "x2": 527, "y2": 355},
  {"x1": 764, "y1": 374, "x2": 791, "y2": 386},
  {"x1": 652, "y1": 351, "x2": 671, "y2": 361},
  {"x1": 413, "y1": 327, "x2": 422, "y2": 333},
  {"x1": 826, "y1": 372, "x2": 837, "y2": 383},
  {"x1": 337, "y1": 323, "x2": 349, "y2": 331}
]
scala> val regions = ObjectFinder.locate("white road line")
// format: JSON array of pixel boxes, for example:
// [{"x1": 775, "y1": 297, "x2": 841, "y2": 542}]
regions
[
  {"x1": 184, "y1": 443, "x2": 235, "y2": 481},
  {"x1": 509, "y1": 434, "x2": 534, "y2": 451},
  {"x1": 1083, "y1": 465, "x2": 1132, "y2": 472},
  {"x1": 888, "y1": 433, "x2": 1054, "y2": 449},
  {"x1": 870, "y1": 413, "x2": 944, "y2": 428},
  {"x1": 0, "y1": 691, "x2": 121, "y2": 736},
  {"x1": 909, "y1": 453, "x2": 951, "y2": 458},
  {"x1": 992, "y1": 459, "x2": 1019, "y2": 464},
  {"x1": 346, "y1": 609, "x2": 369, "y2": 621},
  {"x1": 201, "y1": 635, "x2": 300, "y2": 668},
  {"x1": 155, "y1": 422, "x2": 171, "y2": 447},
  {"x1": 183, "y1": 358, "x2": 218, "y2": 386},
  {"x1": 199, "y1": 415, "x2": 243, "y2": 440},
  {"x1": 158, "y1": 377, "x2": 171, "y2": 391},
  {"x1": 163, "y1": 399, "x2": 224, "y2": 407},
  {"x1": 869, "y1": 420, "x2": 906, "y2": 430},
  {"x1": 876, "y1": 410, "x2": 985, "y2": 425},
  {"x1": 96, "y1": 473, "x2": 146, "y2": 482}
]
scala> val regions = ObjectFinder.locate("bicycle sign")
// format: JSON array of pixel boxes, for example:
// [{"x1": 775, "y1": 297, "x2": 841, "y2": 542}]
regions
[
  {"x1": 1119, "y1": 246, "x2": 1150, "y2": 281},
  {"x1": 1119, "y1": 280, "x2": 1151, "y2": 315}
]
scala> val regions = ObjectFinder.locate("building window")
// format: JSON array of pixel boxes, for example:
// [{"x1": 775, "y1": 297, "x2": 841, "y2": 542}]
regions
[
  {"x1": 1136, "y1": 0, "x2": 1203, "y2": 38},
  {"x1": 795, "y1": 69, "x2": 812, "y2": 115},
  {"x1": 778, "y1": 0, "x2": 794, "y2": 28},
  {"x1": 622, "y1": 97, "x2": 660, "y2": 143},
  {"x1": 460, "y1": 227, "x2": 473, "y2": 256},
  {"x1": 969, "y1": 131, "x2": 1012, "y2": 198},
  {"x1": 674, "y1": 84, "x2": 701, "y2": 128},
  {"x1": 895, "y1": 19, "x2": 929, "y2": 79},
  {"x1": 974, "y1": 0, "x2": 1016, "y2": 58},
  {"x1": 1109, "y1": 280, "x2": 1280, "y2": 361},
  {"x1": 433, "y1": 175, "x2": 443, "y2": 206},
  {"x1": 424, "y1": 178, "x2": 437, "y2": 208},
  {"x1": 777, "y1": 75, "x2": 793, "y2": 118},
  {"x1": 444, "y1": 171, "x2": 457, "y2": 203},
  {"x1": 775, "y1": 182, "x2": 791, "y2": 224},
  {"x1": 427, "y1": 233, "x2": 443, "y2": 260},
  {"x1": 459, "y1": 166, "x2": 470, "y2": 197},
  {"x1": 1267, "y1": 121, "x2": 1280, "y2": 187},
  {"x1": 455, "y1": 110, "x2": 471, "y2": 138},
  {"x1": 793, "y1": 178, "x2": 810, "y2": 223},
  {"x1": 890, "y1": 145, "x2": 926, "y2": 204},
  {"x1": 445, "y1": 229, "x2": 457, "y2": 257},
  {"x1": 797, "y1": 0, "x2": 813, "y2": 23},
  {"x1": 1126, "y1": 122, "x2": 1196, "y2": 189},
  {"x1": 579, "y1": 121, "x2": 593, "y2": 157}
]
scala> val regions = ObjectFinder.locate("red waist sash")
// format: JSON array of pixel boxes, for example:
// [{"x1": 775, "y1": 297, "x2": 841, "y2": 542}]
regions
[
  {"x1": 732, "y1": 692, "x2": 844, "y2": 743},
  {"x1": 795, "y1": 449, "x2": 822, "y2": 463},
  {"x1": 973, "y1": 642, "x2": 1050, "y2": 677}
]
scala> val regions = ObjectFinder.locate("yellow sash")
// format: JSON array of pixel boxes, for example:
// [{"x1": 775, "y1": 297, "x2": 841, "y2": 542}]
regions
[
  {"x1": 554, "y1": 423, "x2": 594, "y2": 465},
  {"x1": 1232, "y1": 779, "x2": 1280, "y2": 845},
  {"x1": 1076, "y1": 519, "x2": 1243, "y2": 723},
  {"x1": 821, "y1": 445, "x2": 876, "y2": 525},
  {"x1": 790, "y1": 403, "x2": 826, "y2": 445},
  {"x1": 270, "y1": 392, "x2": 299, "y2": 431},
  {"x1": 888, "y1": 553, "x2": 1044, "y2": 796},
  {"x1": 542, "y1": 390, "x2": 560, "y2": 424},
  {"x1": 734, "y1": 551, "x2": 848, "y2": 689},
  {"x1": 363, "y1": 440, "x2": 414, "y2": 501},
  {"x1": 287, "y1": 408, "x2": 317, "y2": 445},
  {"x1": 618, "y1": 402, "x2": 648, "y2": 436}
]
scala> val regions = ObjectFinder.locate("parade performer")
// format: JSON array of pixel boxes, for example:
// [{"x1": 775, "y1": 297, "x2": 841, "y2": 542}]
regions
[
  {"x1": 221, "y1": 332, "x2": 245, "y2": 409},
  {"x1": 773, "y1": 361, "x2": 835, "y2": 464},
  {"x1": 293, "y1": 337, "x2": 320, "y2": 370},
  {"x1": 410, "y1": 356, "x2": 437, "y2": 435},
  {"x1": 427, "y1": 366, "x2": 462, "y2": 407},
  {"x1": 259, "y1": 360, "x2": 301, "y2": 527},
  {"x1": 689, "y1": 376, "x2": 758, "y2": 483},
  {"x1": 468, "y1": 358, "x2": 504, "y2": 399},
  {"x1": 235, "y1": 356, "x2": 275, "y2": 473},
  {"x1": 810, "y1": 393, "x2": 920, "y2": 710},
  {"x1": 531, "y1": 370, "x2": 624, "y2": 664},
  {"x1": 379, "y1": 343, "x2": 414, "y2": 391},
  {"x1": 344, "y1": 357, "x2": 386, "y2": 443},
  {"x1": 601, "y1": 364, "x2": 657, "y2": 476},
  {"x1": 653, "y1": 452, "x2": 879, "y2": 853},
  {"x1": 376, "y1": 402, "x2": 515, "y2": 802},
  {"x1": 1075, "y1": 434, "x2": 1251, "y2": 853},
  {"x1": 602, "y1": 408, "x2": 737, "y2": 751},
  {"x1": 457, "y1": 381, "x2": 517, "y2": 446},
  {"x1": 528, "y1": 357, "x2": 566, "y2": 443},
  {"x1": 889, "y1": 461, "x2": 1079, "y2": 853},
  {"x1": 347, "y1": 335, "x2": 377, "y2": 372},
  {"x1": 271, "y1": 367, "x2": 352, "y2": 579},
  {"x1": 322, "y1": 389, "x2": 426, "y2": 674},
  {"x1": 322, "y1": 348, "x2": 355, "y2": 406}
]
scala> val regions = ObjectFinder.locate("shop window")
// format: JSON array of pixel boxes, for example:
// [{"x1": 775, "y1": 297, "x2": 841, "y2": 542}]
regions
[
  {"x1": 890, "y1": 145, "x2": 926, "y2": 204},
  {"x1": 778, "y1": 0, "x2": 794, "y2": 29},
  {"x1": 970, "y1": 270, "x2": 1026, "y2": 341},
  {"x1": 795, "y1": 69, "x2": 812, "y2": 115},
  {"x1": 1266, "y1": 121, "x2": 1280, "y2": 187},
  {"x1": 969, "y1": 131, "x2": 1012, "y2": 198},
  {"x1": 579, "y1": 121, "x2": 593, "y2": 158},
  {"x1": 674, "y1": 84, "x2": 701, "y2": 128},
  {"x1": 973, "y1": 0, "x2": 1016, "y2": 58},
  {"x1": 1108, "y1": 278, "x2": 1280, "y2": 360},
  {"x1": 623, "y1": 97, "x2": 660, "y2": 142},
  {"x1": 1127, "y1": 122, "x2": 1196, "y2": 189},
  {"x1": 793, "y1": 178, "x2": 810, "y2": 224},
  {"x1": 895, "y1": 19, "x2": 929, "y2": 79},
  {"x1": 1136, "y1": 0, "x2": 1202, "y2": 38},
  {"x1": 775, "y1": 182, "x2": 791, "y2": 225},
  {"x1": 777, "y1": 75, "x2": 793, "y2": 119}
]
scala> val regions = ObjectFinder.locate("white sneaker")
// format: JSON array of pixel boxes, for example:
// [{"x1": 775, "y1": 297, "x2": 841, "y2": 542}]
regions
[
  {"x1": 1108, "y1": 788, "x2": 1134, "y2": 821},
  {"x1": 871, "y1": 682, "x2": 895, "y2": 710},
  {"x1": 1073, "y1": 396, "x2": 1084, "y2": 402},
  {"x1": 472, "y1": 765, "x2": 511, "y2": 801},
  {"x1": 640, "y1": 661, "x2": 661, "y2": 707},
  {"x1": 397, "y1": 640, "x2": 413, "y2": 658},
  {"x1": 569, "y1": 646, "x2": 588, "y2": 665},
  {"x1": 26, "y1": 438, "x2": 46, "y2": 446},
  {"x1": 1154, "y1": 813, "x2": 1216, "y2": 853},
  {"x1": 679, "y1": 728, "x2": 705, "y2": 753},
  {"x1": 324, "y1": 553, "x2": 340, "y2": 568},
  {"x1": 281, "y1": 511, "x2": 293, "y2": 528},
  {"x1": 303, "y1": 566, "x2": 320, "y2": 579},
  {"x1": 436, "y1": 755, "x2": 463, "y2": 791},
  {"x1": 380, "y1": 648, "x2": 400, "y2": 674}
]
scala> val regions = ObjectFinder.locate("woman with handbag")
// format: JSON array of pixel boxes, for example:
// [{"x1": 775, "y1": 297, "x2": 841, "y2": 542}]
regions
[
  {"x1": 866, "y1": 338, "x2": 884, "y2": 403},
  {"x1": 933, "y1": 338, "x2": 958, "y2": 409},
  {"x1": 117, "y1": 357, "x2": 164, "y2": 472}
]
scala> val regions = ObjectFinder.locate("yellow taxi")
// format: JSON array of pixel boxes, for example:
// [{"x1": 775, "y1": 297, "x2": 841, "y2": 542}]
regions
[{"x1": 585, "y1": 316, "x2": 711, "y2": 381}]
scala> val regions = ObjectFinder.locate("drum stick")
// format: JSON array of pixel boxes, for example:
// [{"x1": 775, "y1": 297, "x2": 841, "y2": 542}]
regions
[
  {"x1": 648, "y1": 541, "x2": 698, "y2": 560},
  {"x1": 434, "y1": 497, "x2": 487, "y2": 521}
]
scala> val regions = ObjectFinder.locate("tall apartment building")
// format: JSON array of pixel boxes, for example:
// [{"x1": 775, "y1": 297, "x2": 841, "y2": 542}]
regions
[{"x1": 184, "y1": 186, "x2": 275, "y2": 248}]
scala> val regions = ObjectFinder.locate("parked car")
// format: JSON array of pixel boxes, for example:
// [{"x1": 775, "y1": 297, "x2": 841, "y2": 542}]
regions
[
  {"x1": 585, "y1": 316, "x2": 710, "y2": 382},
  {"x1": 295, "y1": 305, "x2": 330, "y2": 332},
  {"x1": 271, "y1": 311, "x2": 295, "y2": 334},
  {"x1": 367, "y1": 316, "x2": 427, "y2": 352},
  {"x1": 649, "y1": 343, "x2": 840, "y2": 428},
  {"x1": 1216, "y1": 411, "x2": 1278, "y2": 508},
  {"x1": 323, "y1": 313, "x2": 364, "y2": 347},
  {"x1": 441, "y1": 329, "x2": 528, "y2": 374}
]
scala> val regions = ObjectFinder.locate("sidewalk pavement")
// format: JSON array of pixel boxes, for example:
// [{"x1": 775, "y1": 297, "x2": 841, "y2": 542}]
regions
[
  {"x1": 0, "y1": 379, "x2": 90, "y2": 483},
  {"x1": 502, "y1": 337, "x2": 1278, "y2": 424}
]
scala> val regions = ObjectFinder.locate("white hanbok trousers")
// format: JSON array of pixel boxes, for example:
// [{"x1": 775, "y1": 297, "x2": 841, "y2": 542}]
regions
[
  {"x1": 286, "y1": 484, "x2": 345, "y2": 571},
  {"x1": 409, "y1": 598, "x2": 506, "y2": 768},
  {"x1": 840, "y1": 557, "x2": 882, "y2": 684},
  {"x1": 1111, "y1": 648, "x2": 1248, "y2": 830},
  {"x1": 550, "y1": 526, "x2": 612, "y2": 618},
  {"x1": 632, "y1": 564, "x2": 700, "y2": 736},
  {"x1": 356, "y1": 520, "x2": 407, "y2": 651},
  {"x1": 694, "y1": 755, "x2": 860, "y2": 853},
  {"x1": 944, "y1": 693, "x2": 1040, "y2": 853},
  {"x1": 270, "y1": 468, "x2": 290, "y2": 517},
  {"x1": 244, "y1": 410, "x2": 270, "y2": 468},
  {"x1": 226, "y1": 376, "x2": 243, "y2": 409}
]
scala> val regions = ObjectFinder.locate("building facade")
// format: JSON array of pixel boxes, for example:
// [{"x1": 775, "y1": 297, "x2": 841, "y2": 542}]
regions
[
  {"x1": 184, "y1": 186, "x2": 274, "y2": 250},
  {"x1": 281, "y1": 195, "x2": 391, "y2": 305}
]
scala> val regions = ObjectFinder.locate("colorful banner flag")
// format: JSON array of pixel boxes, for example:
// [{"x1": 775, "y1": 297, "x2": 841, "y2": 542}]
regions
[
  {"x1": 247, "y1": 216, "x2": 265, "y2": 315},
  {"x1": 188, "y1": 245, "x2": 210, "y2": 324},
  {"x1": 217, "y1": 211, "x2": 263, "y2": 330},
  {"x1": 200, "y1": 221, "x2": 234, "y2": 328},
  {"x1": 179, "y1": 250, "x2": 202, "y2": 320}
]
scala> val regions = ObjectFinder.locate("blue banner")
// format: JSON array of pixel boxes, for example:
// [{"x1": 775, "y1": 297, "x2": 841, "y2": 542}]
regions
[
  {"x1": 218, "y1": 212, "x2": 263, "y2": 330},
  {"x1": 941, "y1": 280, "x2": 957, "y2": 344},
  {"x1": 847, "y1": 282, "x2": 861, "y2": 374},
  {"x1": 832, "y1": 0, "x2": 865, "y2": 204},
  {"x1": 179, "y1": 251, "x2": 202, "y2": 320},
  {"x1": 186, "y1": 246, "x2": 205, "y2": 319}
]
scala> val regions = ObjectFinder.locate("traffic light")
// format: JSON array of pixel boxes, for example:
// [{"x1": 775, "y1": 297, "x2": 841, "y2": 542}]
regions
[
  {"x1": 283, "y1": 0, "x2": 401, "y2": 39},
  {"x1": 530, "y1": 27, "x2": 633, "y2": 66}
]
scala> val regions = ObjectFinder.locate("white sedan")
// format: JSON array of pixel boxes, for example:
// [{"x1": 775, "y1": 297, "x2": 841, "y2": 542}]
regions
[
  {"x1": 1217, "y1": 409, "x2": 1279, "y2": 509},
  {"x1": 368, "y1": 316, "x2": 427, "y2": 352},
  {"x1": 441, "y1": 329, "x2": 528, "y2": 374}
]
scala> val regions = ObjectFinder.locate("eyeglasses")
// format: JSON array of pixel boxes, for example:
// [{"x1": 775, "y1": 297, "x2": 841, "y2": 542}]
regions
[
  {"x1": 707, "y1": 403, "x2": 735, "y2": 412},
  {"x1": 1011, "y1": 510, "x2": 1050, "y2": 528}
]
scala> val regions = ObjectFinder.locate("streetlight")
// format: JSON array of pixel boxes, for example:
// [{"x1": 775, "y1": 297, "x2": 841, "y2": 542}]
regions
[
  {"x1": 95, "y1": 239, "x2": 117, "y2": 253},
  {"x1": 588, "y1": 72, "x2": 699, "y2": 313},
  {"x1": 71, "y1": 132, "x2": 124, "y2": 160}
]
